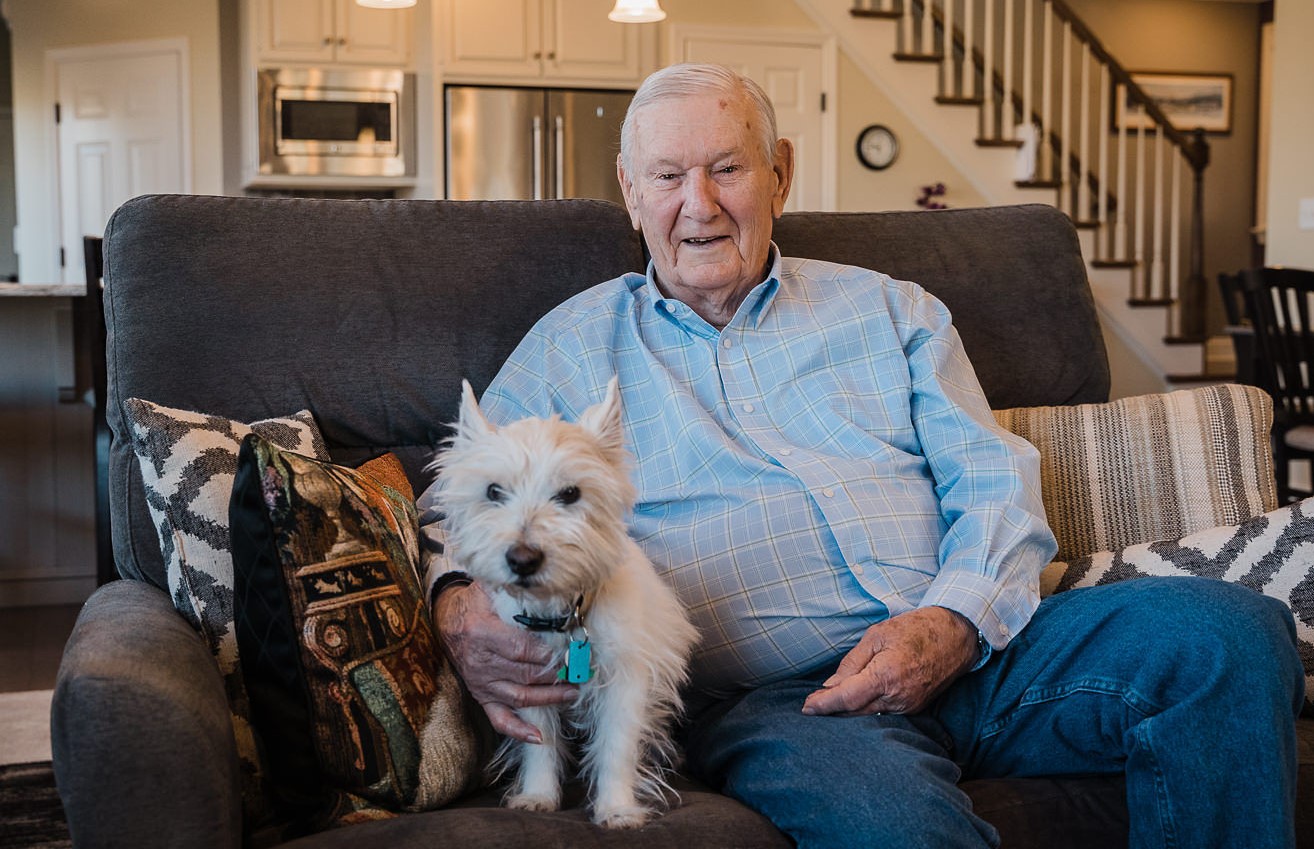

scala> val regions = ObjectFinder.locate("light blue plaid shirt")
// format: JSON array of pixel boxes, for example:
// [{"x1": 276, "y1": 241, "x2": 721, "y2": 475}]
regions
[{"x1": 419, "y1": 246, "x2": 1055, "y2": 699}]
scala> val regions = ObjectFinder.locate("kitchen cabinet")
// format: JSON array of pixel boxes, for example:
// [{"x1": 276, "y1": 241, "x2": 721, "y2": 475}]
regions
[
  {"x1": 254, "y1": 0, "x2": 413, "y2": 67},
  {"x1": 440, "y1": 0, "x2": 654, "y2": 85}
]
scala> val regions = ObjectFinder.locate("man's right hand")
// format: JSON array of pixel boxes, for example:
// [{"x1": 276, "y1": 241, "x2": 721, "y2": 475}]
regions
[{"x1": 433, "y1": 581, "x2": 578, "y2": 744}]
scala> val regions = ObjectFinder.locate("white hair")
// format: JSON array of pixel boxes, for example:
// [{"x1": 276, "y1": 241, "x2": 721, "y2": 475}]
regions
[{"x1": 619, "y1": 63, "x2": 779, "y2": 174}]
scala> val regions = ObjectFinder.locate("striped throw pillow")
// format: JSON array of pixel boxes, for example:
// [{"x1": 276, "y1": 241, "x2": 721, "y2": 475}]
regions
[{"x1": 994, "y1": 384, "x2": 1278, "y2": 571}]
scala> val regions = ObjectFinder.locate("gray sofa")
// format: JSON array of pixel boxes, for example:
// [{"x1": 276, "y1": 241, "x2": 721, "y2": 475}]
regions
[{"x1": 52, "y1": 194, "x2": 1312, "y2": 848}]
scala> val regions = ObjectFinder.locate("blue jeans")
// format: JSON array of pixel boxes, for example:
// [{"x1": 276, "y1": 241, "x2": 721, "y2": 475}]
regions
[{"x1": 681, "y1": 577, "x2": 1305, "y2": 849}]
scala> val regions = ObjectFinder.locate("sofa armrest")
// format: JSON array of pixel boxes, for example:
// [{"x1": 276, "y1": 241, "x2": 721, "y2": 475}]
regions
[{"x1": 51, "y1": 579, "x2": 243, "y2": 849}]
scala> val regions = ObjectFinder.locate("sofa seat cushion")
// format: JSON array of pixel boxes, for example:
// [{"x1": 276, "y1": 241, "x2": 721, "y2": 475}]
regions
[{"x1": 271, "y1": 776, "x2": 791, "y2": 849}]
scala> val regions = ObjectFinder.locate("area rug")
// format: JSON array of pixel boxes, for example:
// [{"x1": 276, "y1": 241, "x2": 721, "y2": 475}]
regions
[{"x1": 0, "y1": 761, "x2": 70, "y2": 848}]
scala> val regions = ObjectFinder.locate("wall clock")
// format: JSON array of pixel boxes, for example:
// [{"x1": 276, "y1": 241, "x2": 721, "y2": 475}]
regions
[{"x1": 856, "y1": 124, "x2": 899, "y2": 171}]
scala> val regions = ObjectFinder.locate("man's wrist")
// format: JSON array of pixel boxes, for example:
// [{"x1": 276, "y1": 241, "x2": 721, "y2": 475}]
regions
[{"x1": 428, "y1": 570, "x2": 473, "y2": 614}]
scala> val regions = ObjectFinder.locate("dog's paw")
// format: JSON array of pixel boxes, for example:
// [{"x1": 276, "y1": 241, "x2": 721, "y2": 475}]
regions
[
  {"x1": 593, "y1": 804, "x2": 655, "y2": 829},
  {"x1": 505, "y1": 793, "x2": 560, "y2": 813}
]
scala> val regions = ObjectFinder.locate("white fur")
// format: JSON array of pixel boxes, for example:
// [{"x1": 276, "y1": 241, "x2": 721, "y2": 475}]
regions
[{"x1": 428, "y1": 378, "x2": 699, "y2": 828}]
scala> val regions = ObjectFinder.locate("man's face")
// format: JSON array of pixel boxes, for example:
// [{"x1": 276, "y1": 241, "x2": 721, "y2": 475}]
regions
[{"x1": 617, "y1": 92, "x2": 793, "y2": 315}]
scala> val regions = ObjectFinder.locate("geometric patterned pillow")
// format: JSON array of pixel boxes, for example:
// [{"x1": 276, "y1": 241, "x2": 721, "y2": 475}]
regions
[
  {"x1": 122, "y1": 398, "x2": 330, "y2": 820},
  {"x1": 230, "y1": 435, "x2": 484, "y2": 837},
  {"x1": 994, "y1": 384, "x2": 1278, "y2": 564},
  {"x1": 1047, "y1": 496, "x2": 1314, "y2": 711}
]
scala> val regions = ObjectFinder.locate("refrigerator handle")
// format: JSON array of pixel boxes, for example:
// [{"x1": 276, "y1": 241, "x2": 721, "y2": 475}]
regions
[
  {"x1": 554, "y1": 115, "x2": 565, "y2": 199},
  {"x1": 532, "y1": 115, "x2": 544, "y2": 201}
]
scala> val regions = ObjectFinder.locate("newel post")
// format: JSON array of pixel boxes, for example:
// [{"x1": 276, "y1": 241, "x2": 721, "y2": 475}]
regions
[{"x1": 1181, "y1": 128, "x2": 1210, "y2": 342}]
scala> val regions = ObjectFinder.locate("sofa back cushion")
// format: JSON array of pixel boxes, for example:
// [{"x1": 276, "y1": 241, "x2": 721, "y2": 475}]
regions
[
  {"x1": 103, "y1": 196, "x2": 1107, "y2": 589},
  {"x1": 773, "y1": 204, "x2": 1109, "y2": 410},
  {"x1": 103, "y1": 196, "x2": 646, "y2": 587}
]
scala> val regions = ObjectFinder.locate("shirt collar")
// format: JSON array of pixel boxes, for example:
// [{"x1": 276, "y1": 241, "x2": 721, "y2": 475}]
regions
[{"x1": 643, "y1": 243, "x2": 783, "y2": 336}]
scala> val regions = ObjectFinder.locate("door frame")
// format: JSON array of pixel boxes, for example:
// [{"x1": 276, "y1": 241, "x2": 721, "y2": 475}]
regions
[
  {"x1": 666, "y1": 24, "x2": 837, "y2": 212},
  {"x1": 47, "y1": 37, "x2": 192, "y2": 282}
]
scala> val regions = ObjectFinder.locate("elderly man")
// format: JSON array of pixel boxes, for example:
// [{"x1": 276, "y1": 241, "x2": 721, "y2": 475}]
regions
[{"x1": 420, "y1": 63, "x2": 1303, "y2": 848}]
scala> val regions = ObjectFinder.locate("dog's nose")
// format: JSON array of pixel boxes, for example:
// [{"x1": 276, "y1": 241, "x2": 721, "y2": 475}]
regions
[{"x1": 506, "y1": 543, "x2": 544, "y2": 577}]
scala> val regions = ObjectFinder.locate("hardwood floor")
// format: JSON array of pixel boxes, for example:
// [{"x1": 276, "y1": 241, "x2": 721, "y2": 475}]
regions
[{"x1": 0, "y1": 604, "x2": 81, "y2": 693}]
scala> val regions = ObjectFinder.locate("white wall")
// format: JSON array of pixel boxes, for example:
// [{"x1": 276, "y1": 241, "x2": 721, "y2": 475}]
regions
[
  {"x1": 639, "y1": 0, "x2": 986, "y2": 212},
  {"x1": 1265, "y1": 0, "x2": 1314, "y2": 268},
  {"x1": 4, "y1": 0, "x2": 224, "y2": 283}
]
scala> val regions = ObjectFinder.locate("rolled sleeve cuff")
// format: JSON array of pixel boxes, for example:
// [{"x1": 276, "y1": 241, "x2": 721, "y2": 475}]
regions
[{"x1": 918, "y1": 569, "x2": 1039, "y2": 655}]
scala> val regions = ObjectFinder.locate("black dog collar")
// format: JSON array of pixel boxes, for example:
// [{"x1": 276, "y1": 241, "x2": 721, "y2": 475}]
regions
[{"x1": 514, "y1": 594, "x2": 586, "y2": 633}]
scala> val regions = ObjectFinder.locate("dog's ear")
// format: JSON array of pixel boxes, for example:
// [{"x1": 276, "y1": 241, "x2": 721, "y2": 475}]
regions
[
  {"x1": 578, "y1": 376, "x2": 624, "y2": 454},
  {"x1": 455, "y1": 379, "x2": 495, "y2": 440}
]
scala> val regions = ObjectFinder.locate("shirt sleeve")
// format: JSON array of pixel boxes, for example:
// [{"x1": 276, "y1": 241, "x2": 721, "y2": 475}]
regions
[{"x1": 895, "y1": 285, "x2": 1057, "y2": 651}]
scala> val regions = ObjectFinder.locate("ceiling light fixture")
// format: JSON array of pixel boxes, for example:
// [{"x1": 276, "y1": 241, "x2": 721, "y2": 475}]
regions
[
  {"x1": 356, "y1": 0, "x2": 416, "y2": 8},
  {"x1": 608, "y1": 0, "x2": 666, "y2": 23}
]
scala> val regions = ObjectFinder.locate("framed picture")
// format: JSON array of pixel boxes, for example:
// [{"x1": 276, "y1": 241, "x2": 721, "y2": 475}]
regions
[{"x1": 1114, "y1": 72, "x2": 1234, "y2": 135}]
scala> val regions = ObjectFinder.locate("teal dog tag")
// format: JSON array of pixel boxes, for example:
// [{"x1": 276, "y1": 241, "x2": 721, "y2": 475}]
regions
[{"x1": 556, "y1": 639, "x2": 592, "y2": 684}]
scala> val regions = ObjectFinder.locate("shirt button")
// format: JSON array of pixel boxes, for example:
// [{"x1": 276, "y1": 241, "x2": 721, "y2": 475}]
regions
[
  {"x1": 822, "y1": 487, "x2": 835, "y2": 498},
  {"x1": 852, "y1": 563, "x2": 865, "y2": 576},
  {"x1": 778, "y1": 448, "x2": 792, "y2": 456},
  {"x1": 741, "y1": 402, "x2": 755, "y2": 413},
  {"x1": 1000, "y1": 624, "x2": 1011, "y2": 638},
  {"x1": 722, "y1": 337, "x2": 733, "y2": 349}
]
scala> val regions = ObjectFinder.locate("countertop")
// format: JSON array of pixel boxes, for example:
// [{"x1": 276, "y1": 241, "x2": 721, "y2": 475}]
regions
[{"x1": 0, "y1": 284, "x2": 83, "y2": 297}]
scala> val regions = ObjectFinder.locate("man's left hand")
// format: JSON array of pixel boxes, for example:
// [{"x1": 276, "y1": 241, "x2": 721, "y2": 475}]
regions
[{"x1": 801, "y1": 606, "x2": 980, "y2": 716}]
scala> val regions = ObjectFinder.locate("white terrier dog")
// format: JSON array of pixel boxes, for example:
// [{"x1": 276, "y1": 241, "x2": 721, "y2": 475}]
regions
[{"x1": 429, "y1": 377, "x2": 698, "y2": 829}]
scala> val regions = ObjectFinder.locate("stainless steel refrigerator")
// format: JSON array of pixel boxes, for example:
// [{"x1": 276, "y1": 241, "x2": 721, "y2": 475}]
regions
[{"x1": 445, "y1": 85, "x2": 633, "y2": 204}]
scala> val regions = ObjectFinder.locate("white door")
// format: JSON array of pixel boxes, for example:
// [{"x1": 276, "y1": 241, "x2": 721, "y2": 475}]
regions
[
  {"x1": 55, "y1": 44, "x2": 187, "y2": 283},
  {"x1": 675, "y1": 32, "x2": 833, "y2": 212}
]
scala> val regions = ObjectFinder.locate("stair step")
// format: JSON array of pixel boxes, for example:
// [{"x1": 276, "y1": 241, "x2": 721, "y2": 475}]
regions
[
  {"x1": 976, "y1": 138, "x2": 1025, "y2": 148},
  {"x1": 850, "y1": 8, "x2": 903, "y2": 19},
  {"x1": 894, "y1": 52, "x2": 945, "y2": 63},
  {"x1": 935, "y1": 95, "x2": 984, "y2": 106},
  {"x1": 1016, "y1": 179, "x2": 1060, "y2": 189},
  {"x1": 1128, "y1": 297, "x2": 1173, "y2": 308},
  {"x1": 1164, "y1": 334, "x2": 1207, "y2": 345},
  {"x1": 1092, "y1": 259, "x2": 1137, "y2": 269}
]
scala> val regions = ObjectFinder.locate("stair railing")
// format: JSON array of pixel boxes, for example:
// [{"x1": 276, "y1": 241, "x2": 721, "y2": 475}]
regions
[{"x1": 852, "y1": 0, "x2": 1212, "y2": 341}]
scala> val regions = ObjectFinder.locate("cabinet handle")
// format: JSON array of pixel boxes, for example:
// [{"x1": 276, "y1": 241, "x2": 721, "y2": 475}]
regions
[
  {"x1": 533, "y1": 51, "x2": 542, "y2": 60},
  {"x1": 547, "y1": 51, "x2": 556, "y2": 60},
  {"x1": 338, "y1": 37, "x2": 347, "y2": 46},
  {"x1": 532, "y1": 116, "x2": 544, "y2": 201},
  {"x1": 323, "y1": 36, "x2": 333, "y2": 45},
  {"x1": 554, "y1": 115, "x2": 564, "y2": 199}
]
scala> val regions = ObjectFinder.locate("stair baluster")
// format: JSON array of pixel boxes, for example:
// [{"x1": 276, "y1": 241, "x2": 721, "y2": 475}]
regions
[{"x1": 850, "y1": 0, "x2": 1212, "y2": 351}]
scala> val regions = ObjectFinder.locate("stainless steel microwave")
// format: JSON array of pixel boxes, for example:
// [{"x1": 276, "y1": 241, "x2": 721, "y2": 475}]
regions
[{"x1": 257, "y1": 67, "x2": 415, "y2": 178}]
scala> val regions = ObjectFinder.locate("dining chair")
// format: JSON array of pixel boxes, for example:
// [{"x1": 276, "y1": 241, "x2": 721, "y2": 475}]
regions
[{"x1": 1242, "y1": 265, "x2": 1314, "y2": 503}]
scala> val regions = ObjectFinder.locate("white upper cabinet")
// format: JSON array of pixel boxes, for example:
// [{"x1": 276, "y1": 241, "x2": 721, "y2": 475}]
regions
[
  {"x1": 440, "y1": 0, "x2": 654, "y2": 85},
  {"x1": 254, "y1": 0, "x2": 413, "y2": 67}
]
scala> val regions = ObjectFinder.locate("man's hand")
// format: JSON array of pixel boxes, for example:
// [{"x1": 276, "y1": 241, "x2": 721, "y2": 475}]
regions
[
  {"x1": 802, "y1": 606, "x2": 980, "y2": 717},
  {"x1": 434, "y1": 581, "x2": 577, "y2": 743}
]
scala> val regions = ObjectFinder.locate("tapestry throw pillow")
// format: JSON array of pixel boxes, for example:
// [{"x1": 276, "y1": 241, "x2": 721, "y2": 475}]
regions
[
  {"x1": 230, "y1": 434, "x2": 484, "y2": 837},
  {"x1": 1046, "y1": 497, "x2": 1314, "y2": 710},
  {"x1": 122, "y1": 397, "x2": 330, "y2": 818},
  {"x1": 993, "y1": 384, "x2": 1277, "y2": 565}
]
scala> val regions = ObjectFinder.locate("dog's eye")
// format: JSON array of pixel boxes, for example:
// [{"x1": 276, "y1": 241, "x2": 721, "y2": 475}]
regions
[
  {"x1": 486, "y1": 483, "x2": 506, "y2": 503},
  {"x1": 554, "y1": 485, "x2": 581, "y2": 505}
]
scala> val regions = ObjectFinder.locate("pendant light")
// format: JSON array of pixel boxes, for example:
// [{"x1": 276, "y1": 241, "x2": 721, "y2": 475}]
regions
[
  {"x1": 608, "y1": 0, "x2": 666, "y2": 23},
  {"x1": 356, "y1": 0, "x2": 416, "y2": 8}
]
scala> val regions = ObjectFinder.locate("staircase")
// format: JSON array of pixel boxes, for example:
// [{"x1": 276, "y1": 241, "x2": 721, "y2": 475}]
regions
[{"x1": 794, "y1": 0, "x2": 1232, "y2": 390}]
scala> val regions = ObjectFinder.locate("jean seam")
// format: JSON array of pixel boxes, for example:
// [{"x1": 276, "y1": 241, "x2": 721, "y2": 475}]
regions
[
  {"x1": 1133, "y1": 718, "x2": 1179, "y2": 849},
  {"x1": 977, "y1": 677, "x2": 1161, "y2": 741}
]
